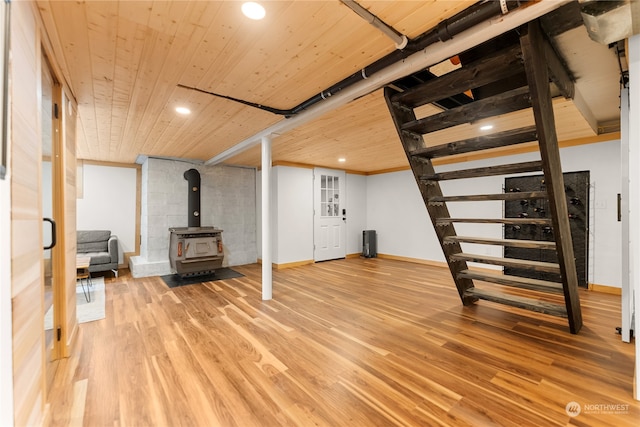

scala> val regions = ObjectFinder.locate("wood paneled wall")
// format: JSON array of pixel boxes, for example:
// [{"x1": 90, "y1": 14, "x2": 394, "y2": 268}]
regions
[
  {"x1": 60, "y1": 90, "x2": 78, "y2": 353},
  {"x1": 10, "y1": 1, "x2": 79, "y2": 425},
  {"x1": 11, "y1": 2, "x2": 45, "y2": 425}
]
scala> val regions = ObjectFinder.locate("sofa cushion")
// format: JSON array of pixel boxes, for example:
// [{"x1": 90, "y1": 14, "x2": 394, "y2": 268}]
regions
[
  {"x1": 83, "y1": 252, "x2": 112, "y2": 265},
  {"x1": 77, "y1": 230, "x2": 111, "y2": 253}
]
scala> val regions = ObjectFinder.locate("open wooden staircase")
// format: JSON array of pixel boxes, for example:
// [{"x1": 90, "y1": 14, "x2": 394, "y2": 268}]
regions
[{"x1": 384, "y1": 21, "x2": 582, "y2": 333}]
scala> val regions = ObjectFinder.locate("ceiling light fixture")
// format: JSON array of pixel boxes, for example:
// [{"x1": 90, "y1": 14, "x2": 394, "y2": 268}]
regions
[
  {"x1": 480, "y1": 124, "x2": 493, "y2": 131},
  {"x1": 338, "y1": 158, "x2": 346, "y2": 163},
  {"x1": 242, "y1": 2, "x2": 265, "y2": 20},
  {"x1": 175, "y1": 106, "x2": 191, "y2": 115}
]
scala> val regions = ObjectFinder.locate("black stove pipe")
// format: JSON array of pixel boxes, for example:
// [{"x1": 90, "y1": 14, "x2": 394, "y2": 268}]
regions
[{"x1": 184, "y1": 168, "x2": 201, "y2": 228}]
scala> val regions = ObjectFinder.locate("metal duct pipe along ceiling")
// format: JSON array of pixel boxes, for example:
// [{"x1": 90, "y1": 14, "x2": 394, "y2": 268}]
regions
[
  {"x1": 290, "y1": 0, "x2": 523, "y2": 115},
  {"x1": 184, "y1": 168, "x2": 201, "y2": 228},
  {"x1": 184, "y1": 0, "x2": 524, "y2": 118},
  {"x1": 579, "y1": 0, "x2": 640, "y2": 45},
  {"x1": 340, "y1": 0, "x2": 408, "y2": 49},
  {"x1": 208, "y1": 0, "x2": 569, "y2": 165}
]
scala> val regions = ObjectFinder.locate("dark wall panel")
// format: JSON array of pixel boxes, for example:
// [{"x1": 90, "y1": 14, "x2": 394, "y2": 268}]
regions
[{"x1": 504, "y1": 171, "x2": 589, "y2": 288}]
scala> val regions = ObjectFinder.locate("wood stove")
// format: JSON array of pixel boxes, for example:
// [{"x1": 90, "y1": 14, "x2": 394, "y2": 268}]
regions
[
  {"x1": 169, "y1": 226, "x2": 223, "y2": 276},
  {"x1": 168, "y1": 168, "x2": 224, "y2": 276}
]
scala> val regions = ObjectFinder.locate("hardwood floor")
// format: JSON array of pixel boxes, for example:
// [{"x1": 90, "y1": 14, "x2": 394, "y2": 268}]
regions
[{"x1": 47, "y1": 258, "x2": 639, "y2": 426}]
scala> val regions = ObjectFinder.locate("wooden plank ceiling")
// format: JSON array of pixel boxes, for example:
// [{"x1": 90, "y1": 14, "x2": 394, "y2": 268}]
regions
[{"x1": 37, "y1": 1, "x2": 619, "y2": 173}]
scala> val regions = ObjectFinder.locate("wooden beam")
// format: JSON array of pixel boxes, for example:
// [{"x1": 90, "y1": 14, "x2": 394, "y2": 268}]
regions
[
  {"x1": 458, "y1": 269, "x2": 564, "y2": 293},
  {"x1": 392, "y1": 43, "x2": 524, "y2": 108},
  {"x1": 389, "y1": 69, "x2": 475, "y2": 110},
  {"x1": 450, "y1": 253, "x2": 560, "y2": 273},
  {"x1": 411, "y1": 126, "x2": 538, "y2": 159},
  {"x1": 572, "y1": 86, "x2": 599, "y2": 134},
  {"x1": 445, "y1": 236, "x2": 556, "y2": 250},
  {"x1": 436, "y1": 218, "x2": 552, "y2": 225},
  {"x1": 464, "y1": 288, "x2": 567, "y2": 317},
  {"x1": 402, "y1": 86, "x2": 532, "y2": 135},
  {"x1": 541, "y1": 32, "x2": 574, "y2": 99},
  {"x1": 420, "y1": 160, "x2": 542, "y2": 181},
  {"x1": 429, "y1": 131, "x2": 621, "y2": 169},
  {"x1": 430, "y1": 191, "x2": 547, "y2": 203},
  {"x1": 539, "y1": 1, "x2": 584, "y2": 37},
  {"x1": 520, "y1": 20, "x2": 582, "y2": 333}
]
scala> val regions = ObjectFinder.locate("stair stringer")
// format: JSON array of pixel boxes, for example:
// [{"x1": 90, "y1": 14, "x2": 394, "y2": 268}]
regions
[{"x1": 384, "y1": 87, "x2": 476, "y2": 305}]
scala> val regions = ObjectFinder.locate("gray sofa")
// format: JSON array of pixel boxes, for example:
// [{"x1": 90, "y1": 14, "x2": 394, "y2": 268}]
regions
[{"x1": 77, "y1": 230, "x2": 119, "y2": 277}]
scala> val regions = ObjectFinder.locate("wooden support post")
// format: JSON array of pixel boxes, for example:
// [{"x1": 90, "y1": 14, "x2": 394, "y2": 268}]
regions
[
  {"x1": 541, "y1": 33, "x2": 574, "y2": 99},
  {"x1": 520, "y1": 21, "x2": 582, "y2": 333},
  {"x1": 261, "y1": 135, "x2": 273, "y2": 301}
]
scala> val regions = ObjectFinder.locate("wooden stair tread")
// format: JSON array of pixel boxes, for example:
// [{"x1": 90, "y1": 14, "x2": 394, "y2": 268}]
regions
[
  {"x1": 420, "y1": 160, "x2": 542, "y2": 181},
  {"x1": 436, "y1": 217, "x2": 552, "y2": 225},
  {"x1": 382, "y1": 21, "x2": 583, "y2": 334},
  {"x1": 401, "y1": 86, "x2": 531, "y2": 135},
  {"x1": 411, "y1": 126, "x2": 538, "y2": 159},
  {"x1": 450, "y1": 253, "x2": 560, "y2": 273},
  {"x1": 390, "y1": 69, "x2": 474, "y2": 110},
  {"x1": 392, "y1": 43, "x2": 525, "y2": 109},
  {"x1": 464, "y1": 287, "x2": 567, "y2": 317},
  {"x1": 445, "y1": 236, "x2": 556, "y2": 250},
  {"x1": 429, "y1": 191, "x2": 547, "y2": 203},
  {"x1": 458, "y1": 269, "x2": 563, "y2": 293}
]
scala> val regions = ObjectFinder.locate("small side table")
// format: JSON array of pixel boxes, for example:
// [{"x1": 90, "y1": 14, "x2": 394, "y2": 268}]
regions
[{"x1": 76, "y1": 256, "x2": 92, "y2": 302}]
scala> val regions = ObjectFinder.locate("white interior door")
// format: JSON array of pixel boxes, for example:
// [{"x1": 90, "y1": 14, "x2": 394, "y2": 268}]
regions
[{"x1": 314, "y1": 168, "x2": 346, "y2": 262}]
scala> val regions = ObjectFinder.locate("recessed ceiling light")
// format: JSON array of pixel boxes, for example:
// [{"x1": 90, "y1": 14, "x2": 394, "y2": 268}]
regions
[
  {"x1": 338, "y1": 158, "x2": 346, "y2": 163},
  {"x1": 175, "y1": 106, "x2": 191, "y2": 115},
  {"x1": 242, "y1": 2, "x2": 265, "y2": 20},
  {"x1": 480, "y1": 124, "x2": 493, "y2": 131}
]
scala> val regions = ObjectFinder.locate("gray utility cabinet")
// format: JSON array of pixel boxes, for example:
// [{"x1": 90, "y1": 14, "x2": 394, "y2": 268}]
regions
[{"x1": 363, "y1": 230, "x2": 377, "y2": 258}]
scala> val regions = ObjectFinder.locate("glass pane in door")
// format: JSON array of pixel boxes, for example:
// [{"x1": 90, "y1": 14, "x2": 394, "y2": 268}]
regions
[{"x1": 320, "y1": 174, "x2": 340, "y2": 217}]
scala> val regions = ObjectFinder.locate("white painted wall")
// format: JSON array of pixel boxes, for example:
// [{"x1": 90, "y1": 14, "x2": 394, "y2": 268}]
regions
[
  {"x1": 256, "y1": 168, "x2": 368, "y2": 263},
  {"x1": 77, "y1": 164, "x2": 137, "y2": 264},
  {"x1": 274, "y1": 166, "x2": 313, "y2": 264},
  {"x1": 0, "y1": 173, "x2": 14, "y2": 426},
  {"x1": 562, "y1": 141, "x2": 621, "y2": 287},
  {"x1": 627, "y1": 33, "x2": 640, "y2": 399},
  {"x1": 367, "y1": 170, "x2": 445, "y2": 262},
  {"x1": 346, "y1": 173, "x2": 367, "y2": 255}
]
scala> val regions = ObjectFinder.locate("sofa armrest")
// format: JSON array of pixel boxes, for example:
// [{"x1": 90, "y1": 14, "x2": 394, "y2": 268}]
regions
[{"x1": 108, "y1": 235, "x2": 119, "y2": 264}]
